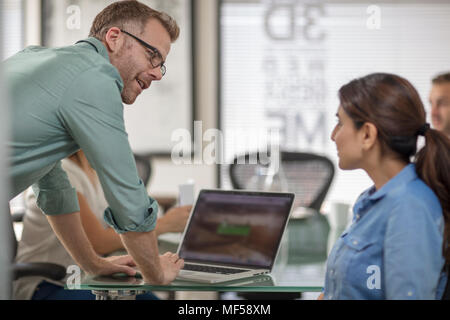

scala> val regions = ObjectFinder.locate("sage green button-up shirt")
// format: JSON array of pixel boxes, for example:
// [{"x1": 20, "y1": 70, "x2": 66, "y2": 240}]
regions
[{"x1": 4, "y1": 37, "x2": 158, "y2": 233}]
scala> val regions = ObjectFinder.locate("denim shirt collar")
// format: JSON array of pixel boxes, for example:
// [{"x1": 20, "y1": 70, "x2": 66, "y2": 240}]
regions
[
  {"x1": 75, "y1": 37, "x2": 110, "y2": 62},
  {"x1": 353, "y1": 163, "x2": 417, "y2": 219}
]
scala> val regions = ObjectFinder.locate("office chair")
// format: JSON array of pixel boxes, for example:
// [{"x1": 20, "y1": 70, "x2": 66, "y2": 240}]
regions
[
  {"x1": 8, "y1": 208, "x2": 66, "y2": 284},
  {"x1": 229, "y1": 151, "x2": 335, "y2": 257},
  {"x1": 229, "y1": 151, "x2": 335, "y2": 212},
  {"x1": 133, "y1": 154, "x2": 152, "y2": 187},
  {"x1": 228, "y1": 151, "x2": 335, "y2": 300}
]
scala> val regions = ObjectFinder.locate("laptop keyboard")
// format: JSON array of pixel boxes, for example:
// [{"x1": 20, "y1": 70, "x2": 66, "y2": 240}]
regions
[{"x1": 183, "y1": 264, "x2": 248, "y2": 275}]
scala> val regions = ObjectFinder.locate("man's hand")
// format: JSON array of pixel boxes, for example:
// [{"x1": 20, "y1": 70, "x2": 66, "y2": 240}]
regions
[
  {"x1": 159, "y1": 252, "x2": 185, "y2": 284},
  {"x1": 120, "y1": 230, "x2": 183, "y2": 285},
  {"x1": 91, "y1": 255, "x2": 137, "y2": 277},
  {"x1": 155, "y1": 205, "x2": 192, "y2": 236}
]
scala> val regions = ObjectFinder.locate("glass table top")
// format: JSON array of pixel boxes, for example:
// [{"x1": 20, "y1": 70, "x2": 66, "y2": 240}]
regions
[
  {"x1": 70, "y1": 215, "x2": 329, "y2": 293},
  {"x1": 74, "y1": 257, "x2": 326, "y2": 293}
]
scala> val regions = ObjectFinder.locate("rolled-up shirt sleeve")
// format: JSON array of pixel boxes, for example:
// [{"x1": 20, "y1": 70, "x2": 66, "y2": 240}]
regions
[
  {"x1": 32, "y1": 161, "x2": 80, "y2": 215},
  {"x1": 57, "y1": 66, "x2": 157, "y2": 233}
]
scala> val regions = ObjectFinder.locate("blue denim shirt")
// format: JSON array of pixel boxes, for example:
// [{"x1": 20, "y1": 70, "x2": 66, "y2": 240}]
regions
[{"x1": 324, "y1": 164, "x2": 447, "y2": 299}]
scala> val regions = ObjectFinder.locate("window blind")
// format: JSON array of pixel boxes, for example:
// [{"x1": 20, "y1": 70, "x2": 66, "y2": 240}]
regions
[
  {"x1": 219, "y1": 0, "x2": 450, "y2": 208},
  {"x1": 1, "y1": 0, "x2": 23, "y2": 60}
]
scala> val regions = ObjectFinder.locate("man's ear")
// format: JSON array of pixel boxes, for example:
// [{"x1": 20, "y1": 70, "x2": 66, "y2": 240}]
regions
[
  {"x1": 360, "y1": 122, "x2": 378, "y2": 151},
  {"x1": 103, "y1": 27, "x2": 122, "y2": 53}
]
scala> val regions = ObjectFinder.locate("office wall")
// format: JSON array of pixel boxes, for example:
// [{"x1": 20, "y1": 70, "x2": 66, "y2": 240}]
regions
[
  {"x1": 218, "y1": 0, "x2": 450, "y2": 208},
  {"x1": 24, "y1": 0, "x2": 41, "y2": 46},
  {"x1": 147, "y1": 0, "x2": 219, "y2": 197}
]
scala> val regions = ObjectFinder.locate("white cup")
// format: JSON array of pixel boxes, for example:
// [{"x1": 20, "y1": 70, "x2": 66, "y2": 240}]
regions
[
  {"x1": 328, "y1": 202, "x2": 350, "y2": 230},
  {"x1": 178, "y1": 181, "x2": 195, "y2": 206},
  {"x1": 327, "y1": 202, "x2": 350, "y2": 255}
]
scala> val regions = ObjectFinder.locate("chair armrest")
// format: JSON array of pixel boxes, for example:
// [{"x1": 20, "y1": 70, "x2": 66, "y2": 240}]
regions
[{"x1": 13, "y1": 262, "x2": 67, "y2": 281}]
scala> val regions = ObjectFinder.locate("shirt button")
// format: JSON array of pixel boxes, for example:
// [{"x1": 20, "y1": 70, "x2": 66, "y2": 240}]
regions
[
  {"x1": 353, "y1": 240, "x2": 358, "y2": 245},
  {"x1": 407, "y1": 291, "x2": 413, "y2": 297}
]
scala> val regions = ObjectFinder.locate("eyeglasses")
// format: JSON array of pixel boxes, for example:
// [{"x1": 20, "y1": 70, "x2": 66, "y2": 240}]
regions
[{"x1": 120, "y1": 29, "x2": 166, "y2": 76}]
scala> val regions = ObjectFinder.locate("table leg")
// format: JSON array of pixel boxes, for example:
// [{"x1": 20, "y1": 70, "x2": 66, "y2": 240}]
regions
[{"x1": 92, "y1": 289, "x2": 147, "y2": 300}]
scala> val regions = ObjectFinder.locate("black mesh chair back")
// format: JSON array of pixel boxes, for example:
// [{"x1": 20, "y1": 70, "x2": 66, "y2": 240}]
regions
[{"x1": 229, "y1": 151, "x2": 335, "y2": 212}]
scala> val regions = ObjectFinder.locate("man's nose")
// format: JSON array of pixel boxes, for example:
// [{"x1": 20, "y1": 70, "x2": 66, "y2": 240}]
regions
[{"x1": 148, "y1": 67, "x2": 163, "y2": 81}]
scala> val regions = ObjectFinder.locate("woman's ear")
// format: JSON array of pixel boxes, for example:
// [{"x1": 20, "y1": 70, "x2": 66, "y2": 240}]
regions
[
  {"x1": 103, "y1": 27, "x2": 122, "y2": 53},
  {"x1": 360, "y1": 122, "x2": 378, "y2": 151}
]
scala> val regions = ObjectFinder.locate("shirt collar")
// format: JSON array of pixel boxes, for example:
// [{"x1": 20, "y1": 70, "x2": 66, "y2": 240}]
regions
[
  {"x1": 353, "y1": 163, "x2": 417, "y2": 218},
  {"x1": 75, "y1": 37, "x2": 110, "y2": 62}
]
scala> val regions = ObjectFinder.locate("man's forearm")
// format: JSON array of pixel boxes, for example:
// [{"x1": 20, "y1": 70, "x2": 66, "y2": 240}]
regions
[
  {"x1": 154, "y1": 219, "x2": 168, "y2": 237},
  {"x1": 46, "y1": 212, "x2": 103, "y2": 273},
  {"x1": 119, "y1": 230, "x2": 164, "y2": 284}
]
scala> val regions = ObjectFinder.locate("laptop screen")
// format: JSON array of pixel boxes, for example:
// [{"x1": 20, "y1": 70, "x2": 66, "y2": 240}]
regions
[{"x1": 178, "y1": 190, "x2": 294, "y2": 269}]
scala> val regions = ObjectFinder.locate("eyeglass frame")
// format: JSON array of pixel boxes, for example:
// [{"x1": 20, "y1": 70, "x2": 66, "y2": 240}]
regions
[{"x1": 120, "y1": 29, "x2": 166, "y2": 76}]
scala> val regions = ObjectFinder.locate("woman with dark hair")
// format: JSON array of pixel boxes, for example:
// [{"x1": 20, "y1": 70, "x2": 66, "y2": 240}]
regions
[{"x1": 321, "y1": 73, "x2": 450, "y2": 299}]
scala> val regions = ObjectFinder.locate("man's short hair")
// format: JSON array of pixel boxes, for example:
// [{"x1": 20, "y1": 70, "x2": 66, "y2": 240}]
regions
[
  {"x1": 89, "y1": 0, "x2": 180, "y2": 42},
  {"x1": 432, "y1": 72, "x2": 450, "y2": 85}
]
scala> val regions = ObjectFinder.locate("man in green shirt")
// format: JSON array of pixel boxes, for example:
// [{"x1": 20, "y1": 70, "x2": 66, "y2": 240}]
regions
[{"x1": 4, "y1": 1, "x2": 184, "y2": 284}]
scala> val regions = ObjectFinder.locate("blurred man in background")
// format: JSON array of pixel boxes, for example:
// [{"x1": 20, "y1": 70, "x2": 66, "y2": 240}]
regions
[{"x1": 429, "y1": 72, "x2": 450, "y2": 138}]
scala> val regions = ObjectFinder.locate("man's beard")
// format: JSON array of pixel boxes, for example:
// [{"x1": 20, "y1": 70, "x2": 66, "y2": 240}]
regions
[
  {"x1": 119, "y1": 65, "x2": 139, "y2": 105},
  {"x1": 121, "y1": 84, "x2": 137, "y2": 105},
  {"x1": 115, "y1": 46, "x2": 140, "y2": 105}
]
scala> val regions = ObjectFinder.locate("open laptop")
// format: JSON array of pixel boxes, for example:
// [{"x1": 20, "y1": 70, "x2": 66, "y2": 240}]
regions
[{"x1": 176, "y1": 189, "x2": 295, "y2": 283}]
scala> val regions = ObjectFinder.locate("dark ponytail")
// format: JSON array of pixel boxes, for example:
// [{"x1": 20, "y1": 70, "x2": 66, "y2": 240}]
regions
[{"x1": 415, "y1": 128, "x2": 450, "y2": 265}]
